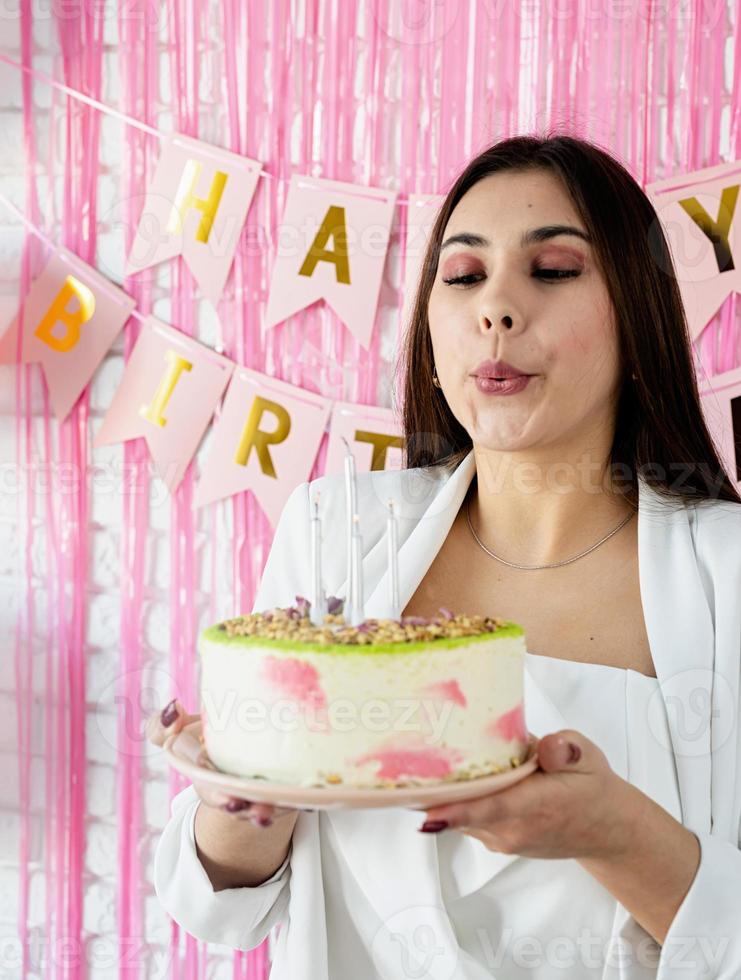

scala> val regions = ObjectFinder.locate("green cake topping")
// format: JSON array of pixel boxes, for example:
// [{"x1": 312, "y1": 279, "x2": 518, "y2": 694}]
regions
[{"x1": 207, "y1": 596, "x2": 522, "y2": 649}]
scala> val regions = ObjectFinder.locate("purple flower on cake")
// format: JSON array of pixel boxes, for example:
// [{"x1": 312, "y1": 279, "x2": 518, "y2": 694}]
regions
[
  {"x1": 438, "y1": 607, "x2": 455, "y2": 621},
  {"x1": 400, "y1": 615, "x2": 429, "y2": 626},
  {"x1": 294, "y1": 595, "x2": 311, "y2": 618},
  {"x1": 326, "y1": 595, "x2": 344, "y2": 615}
]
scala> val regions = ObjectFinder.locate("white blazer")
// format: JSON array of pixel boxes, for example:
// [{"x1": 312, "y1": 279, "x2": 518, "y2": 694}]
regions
[{"x1": 155, "y1": 449, "x2": 741, "y2": 979}]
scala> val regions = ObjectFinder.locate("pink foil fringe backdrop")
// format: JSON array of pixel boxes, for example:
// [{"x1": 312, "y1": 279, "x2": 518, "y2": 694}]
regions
[
  {"x1": 117, "y1": 4, "x2": 158, "y2": 979},
  {"x1": 7, "y1": 2, "x2": 741, "y2": 979}
]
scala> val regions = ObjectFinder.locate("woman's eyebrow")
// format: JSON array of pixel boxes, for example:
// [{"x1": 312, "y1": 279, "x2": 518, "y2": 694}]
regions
[{"x1": 440, "y1": 225, "x2": 592, "y2": 251}]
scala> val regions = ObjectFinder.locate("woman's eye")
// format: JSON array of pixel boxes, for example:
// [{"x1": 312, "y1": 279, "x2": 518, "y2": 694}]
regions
[
  {"x1": 533, "y1": 268, "x2": 581, "y2": 281},
  {"x1": 442, "y1": 269, "x2": 580, "y2": 287},
  {"x1": 441, "y1": 273, "x2": 484, "y2": 286}
]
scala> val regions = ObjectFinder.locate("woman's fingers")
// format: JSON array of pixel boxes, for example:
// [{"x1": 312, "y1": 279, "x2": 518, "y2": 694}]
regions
[
  {"x1": 192, "y1": 779, "x2": 237, "y2": 810},
  {"x1": 191, "y1": 782, "x2": 302, "y2": 825},
  {"x1": 194, "y1": 786, "x2": 295, "y2": 824},
  {"x1": 243, "y1": 802, "x2": 279, "y2": 824},
  {"x1": 217, "y1": 800, "x2": 278, "y2": 825},
  {"x1": 145, "y1": 699, "x2": 199, "y2": 747},
  {"x1": 148, "y1": 702, "x2": 309, "y2": 826},
  {"x1": 216, "y1": 800, "x2": 300, "y2": 822}
]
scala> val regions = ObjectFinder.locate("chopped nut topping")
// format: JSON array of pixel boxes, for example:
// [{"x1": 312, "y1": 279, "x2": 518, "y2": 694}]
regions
[{"x1": 216, "y1": 599, "x2": 511, "y2": 646}]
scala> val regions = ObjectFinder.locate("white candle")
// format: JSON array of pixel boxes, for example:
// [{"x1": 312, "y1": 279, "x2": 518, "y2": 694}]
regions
[
  {"x1": 342, "y1": 438, "x2": 358, "y2": 622},
  {"x1": 350, "y1": 513, "x2": 365, "y2": 627},
  {"x1": 310, "y1": 493, "x2": 325, "y2": 626},
  {"x1": 387, "y1": 498, "x2": 400, "y2": 618}
]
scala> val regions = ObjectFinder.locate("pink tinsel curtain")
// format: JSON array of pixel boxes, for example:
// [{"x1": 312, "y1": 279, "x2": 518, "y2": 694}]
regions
[{"x1": 4, "y1": 2, "x2": 740, "y2": 978}]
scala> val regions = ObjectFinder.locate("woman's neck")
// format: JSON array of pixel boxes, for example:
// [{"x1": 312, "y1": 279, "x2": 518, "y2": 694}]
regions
[{"x1": 469, "y1": 446, "x2": 636, "y2": 568}]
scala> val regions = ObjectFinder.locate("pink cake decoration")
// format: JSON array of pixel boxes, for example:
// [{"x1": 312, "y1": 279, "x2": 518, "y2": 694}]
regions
[
  {"x1": 259, "y1": 654, "x2": 328, "y2": 710},
  {"x1": 486, "y1": 702, "x2": 527, "y2": 743},
  {"x1": 351, "y1": 739, "x2": 465, "y2": 781},
  {"x1": 422, "y1": 678, "x2": 467, "y2": 707}
]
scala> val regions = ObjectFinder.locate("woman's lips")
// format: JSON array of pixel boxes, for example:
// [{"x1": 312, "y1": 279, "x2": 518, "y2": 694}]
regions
[{"x1": 473, "y1": 374, "x2": 533, "y2": 395}]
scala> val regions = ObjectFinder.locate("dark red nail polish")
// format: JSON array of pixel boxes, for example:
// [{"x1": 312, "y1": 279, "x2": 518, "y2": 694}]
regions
[
  {"x1": 419, "y1": 820, "x2": 449, "y2": 833},
  {"x1": 568, "y1": 742, "x2": 581, "y2": 763},
  {"x1": 252, "y1": 814, "x2": 273, "y2": 827},
  {"x1": 160, "y1": 699, "x2": 179, "y2": 728},
  {"x1": 224, "y1": 798, "x2": 251, "y2": 813}
]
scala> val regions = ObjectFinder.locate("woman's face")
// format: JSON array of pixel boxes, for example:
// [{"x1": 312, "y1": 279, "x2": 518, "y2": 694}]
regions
[{"x1": 427, "y1": 169, "x2": 621, "y2": 458}]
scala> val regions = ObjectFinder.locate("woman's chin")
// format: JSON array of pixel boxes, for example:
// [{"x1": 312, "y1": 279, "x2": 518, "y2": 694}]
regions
[{"x1": 469, "y1": 427, "x2": 537, "y2": 453}]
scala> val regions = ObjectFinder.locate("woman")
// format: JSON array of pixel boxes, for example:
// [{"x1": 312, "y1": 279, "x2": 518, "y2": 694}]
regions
[{"x1": 148, "y1": 135, "x2": 741, "y2": 979}]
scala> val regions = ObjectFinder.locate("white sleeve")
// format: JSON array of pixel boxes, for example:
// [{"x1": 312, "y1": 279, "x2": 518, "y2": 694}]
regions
[
  {"x1": 657, "y1": 824, "x2": 741, "y2": 979},
  {"x1": 153, "y1": 482, "x2": 312, "y2": 949},
  {"x1": 154, "y1": 785, "x2": 292, "y2": 951}
]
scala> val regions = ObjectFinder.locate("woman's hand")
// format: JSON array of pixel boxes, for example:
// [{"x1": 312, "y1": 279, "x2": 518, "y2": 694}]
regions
[
  {"x1": 146, "y1": 698, "x2": 298, "y2": 828},
  {"x1": 413, "y1": 730, "x2": 637, "y2": 862}
]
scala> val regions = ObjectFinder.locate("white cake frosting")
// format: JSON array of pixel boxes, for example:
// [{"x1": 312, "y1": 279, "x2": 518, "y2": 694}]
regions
[{"x1": 198, "y1": 599, "x2": 529, "y2": 789}]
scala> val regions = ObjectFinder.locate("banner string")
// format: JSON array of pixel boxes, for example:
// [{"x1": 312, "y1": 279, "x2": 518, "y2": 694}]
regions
[
  {"x1": 0, "y1": 186, "x2": 396, "y2": 431},
  {"x1": 0, "y1": 187, "x2": 406, "y2": 374},
  {"x1": 0, "y1": 51, "x2": 161, "y2": 138},
  {"x1": 0, "y1": 51, "x2": 437, "y2": 208},
  {"x1": 0, "y1": 188, "x2": 149, "y2": 325}
]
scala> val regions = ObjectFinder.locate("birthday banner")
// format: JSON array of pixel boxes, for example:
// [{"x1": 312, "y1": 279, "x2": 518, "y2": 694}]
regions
[
  {"x1": 646, "y1": 159, "x2": 741, "y2": 343},
  {"x1": 194, "y1": 367, "x2": 333, "y2": 524},
  {"x1": 263, "y1": 174, "x2": 398, "y2": 350},
  {"x1": 93, "y1": 316, "x2": 236, "y2": 492},
  {"x1": 125, "y1": 134, "x2": 263, "y2": 306},
  {"x1": 325, "y1": 400, "x2": 404, "y2": 475},
  {"x1": 0, "y1": 246, "x2": 136, "y2": 419},
  {"x1": 2, "y1": 133, "x2": 741, "y2": 519},
  {"x1": 0, "y1": 251, "x2": 404, "y2": 521},
  {"x1": 699, "y1": 364, "x2": 741, "y2": 491}
]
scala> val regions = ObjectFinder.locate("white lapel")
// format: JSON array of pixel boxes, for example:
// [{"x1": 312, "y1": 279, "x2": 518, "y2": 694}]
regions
[
  {"x1": 362, "y1": 451, "x2": 478, "y2": 619},
  {"x1": 636, "y1": 477, "x2": 714, "y2": 835}
]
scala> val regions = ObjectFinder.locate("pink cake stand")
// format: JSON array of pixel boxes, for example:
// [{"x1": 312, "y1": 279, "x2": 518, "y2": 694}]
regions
[{"x1": 164, "y1": 720, "x2": 540, "y2": 811}]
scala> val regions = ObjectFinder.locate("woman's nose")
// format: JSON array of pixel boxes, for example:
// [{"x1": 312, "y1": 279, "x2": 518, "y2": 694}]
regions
[{"x1": 478, "y1": 307, "x2": 517, "y2": 334}]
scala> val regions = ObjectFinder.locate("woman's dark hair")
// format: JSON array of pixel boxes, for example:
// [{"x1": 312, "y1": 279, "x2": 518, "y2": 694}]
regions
[{"x1": 396, "y1": 133, "x2": 741, "y2": 509}]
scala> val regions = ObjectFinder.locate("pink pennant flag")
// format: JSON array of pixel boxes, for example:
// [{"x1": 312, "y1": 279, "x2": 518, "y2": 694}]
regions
[
  {"x1": 125, "y1": 133, "x2": 262, "y2": 306},
  {"x1": 401, "y1": 194, "x2": 443, "y2": 331},
  {"x1": 645, "y1": 160, "x2": 741, "y2": 343},
  {"x1": 93, "y1": 315, "x2": 234, "y2": 492},
  {"x1": 699, "y1": 365, "x2": 741, "y2": 492},
  {"x1": 324, "y1": 400, "x2": 404, "y2": 476},
  {"x1": 0, "y1": 246, "x2": 135, "y2": 421},
  {"x1": 263, "y1": 175, "x2": 397, "y2": 349},
  {"x1": 194, "y1": 366, "x2": 332, "y2": 526}
]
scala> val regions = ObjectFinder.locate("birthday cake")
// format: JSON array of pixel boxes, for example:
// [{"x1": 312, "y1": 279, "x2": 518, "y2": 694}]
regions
[{"x1": 198, "y1": 597, "x2": 530, "y2": 789}]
